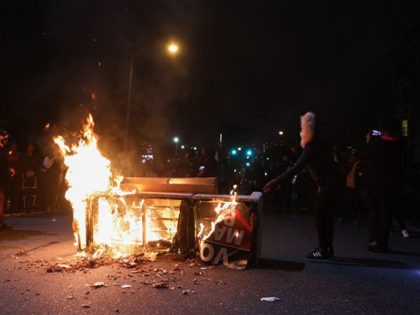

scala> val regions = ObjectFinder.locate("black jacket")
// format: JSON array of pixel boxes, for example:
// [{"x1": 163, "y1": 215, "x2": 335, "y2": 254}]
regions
[
  {"x1": 274, "y1": 139, "x2": 343, "y2": 188},
  {"x1": 362, "y1": 135, "x2": 403, "y2": 196}
]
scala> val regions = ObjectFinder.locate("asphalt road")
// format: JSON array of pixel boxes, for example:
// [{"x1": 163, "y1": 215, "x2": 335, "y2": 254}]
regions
[{"x1": 1, "y1": 209, "x2": 419, "y2": 315}]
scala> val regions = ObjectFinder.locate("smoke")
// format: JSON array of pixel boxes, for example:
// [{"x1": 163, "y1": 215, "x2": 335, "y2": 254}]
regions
[{"x1": 12, "y1": 1, "x2": 201, "y2": 158}]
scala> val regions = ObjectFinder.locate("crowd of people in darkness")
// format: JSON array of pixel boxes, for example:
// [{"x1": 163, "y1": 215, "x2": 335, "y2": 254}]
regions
[
  {"x1": 131, "y1": 122, "x2": 420, "y2": 244},
  {"x1": 0, "y1": 130, "x2": 69, "y2": 227},
  {"x1": 0, "y1": 112, "x2": 419, "y2": 259}
]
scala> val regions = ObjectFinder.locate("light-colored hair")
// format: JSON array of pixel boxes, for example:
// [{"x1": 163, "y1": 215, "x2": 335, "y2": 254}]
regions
[{"x1": 300, "y1": 112, "x2": 316, "y2": 148}]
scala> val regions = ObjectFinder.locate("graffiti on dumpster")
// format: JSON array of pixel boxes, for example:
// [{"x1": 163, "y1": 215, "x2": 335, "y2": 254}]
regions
[{"x1": 196, "y1": 202, "x2": 255, "y2": 267}]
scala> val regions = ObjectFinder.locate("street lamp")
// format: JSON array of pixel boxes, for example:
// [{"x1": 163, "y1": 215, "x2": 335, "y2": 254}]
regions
[
  {"x1": 167, "y1": 43, "x2": 179, "y2": 54},
  {"x1": 124, "y1": 41, "x2": 180, "y2": 153},
  {"x1": 173, "y1": 136, "x2": 179, "y2": 156},
  {"x1": 278, "y1": 130, "x2": 285, "y2": 145}
]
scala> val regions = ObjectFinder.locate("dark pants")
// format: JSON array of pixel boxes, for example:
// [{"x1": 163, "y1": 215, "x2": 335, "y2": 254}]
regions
[
  {"x1": 314, "y1": 185, "x2": 340, "y2": 250},
  {"x1": 368, "y1": 191, "x2": 394, "y2": 249}
]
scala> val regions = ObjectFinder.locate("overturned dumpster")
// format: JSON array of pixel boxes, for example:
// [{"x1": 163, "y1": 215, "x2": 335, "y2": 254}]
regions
[{"x1": 82, "y1": 177, "x2": 263, "y2": 267}]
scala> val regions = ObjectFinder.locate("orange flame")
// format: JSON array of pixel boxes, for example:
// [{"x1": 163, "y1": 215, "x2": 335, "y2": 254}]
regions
[
  {"x1": 197, "y1": 184, "x2": 238, "y2": 241},
  {"x1": 54, "y1": 114, "x2": 113, "y2": 251},
  {"x1": 54, "y1": 114, "x2": 178, "y2": 258}
]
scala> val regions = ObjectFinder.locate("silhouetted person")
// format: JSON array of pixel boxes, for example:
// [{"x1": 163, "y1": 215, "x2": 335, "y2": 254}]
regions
[
  {"x1": 0, "y1": 129, "x2": 15, "y2": 229},
  {"x1": 339, "y1": 150, "x2": 364, "y2": 225},
  {"x1": 294, "y1": 169, "x2": 315, "y2": 213},
  {"x1": 6, "y1": 141, "x2": 22, "y2": 213},
  {"x1": 39, "y1": 142, "x2": 62, "y2": 212},
  {"x1": 264, "y1": 112, "x2": 345, "y2": 259},
  {"x1": 177, "y1": 150, "x2": 196, "y2": 177},
  {"x1": 363, "y1": 120, "x2": 403, "y2": 252},
  {"x1": 21, "y1": 142, "x2": 43, "y2": 212},
  {"x1": 196, "y1": 148, "x2": 218, "y2": 177}
]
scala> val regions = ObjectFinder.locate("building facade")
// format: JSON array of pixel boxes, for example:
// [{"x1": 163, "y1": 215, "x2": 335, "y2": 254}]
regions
[{"x1": 393, "y1": 24, "x2": 420, "y2": 167}]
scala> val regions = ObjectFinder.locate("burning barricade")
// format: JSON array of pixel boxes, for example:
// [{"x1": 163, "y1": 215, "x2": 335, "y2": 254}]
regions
[
  {"x1": 194, "y1": 191, "x2": 262, "y2": 268},
  {"x1": 54, "y1": 115, "x2": 262, "y2": 268}
]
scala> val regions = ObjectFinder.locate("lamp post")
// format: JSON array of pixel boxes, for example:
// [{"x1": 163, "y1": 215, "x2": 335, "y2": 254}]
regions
[
  {"x1": 173, "y1": 136, "x2": 179, "y2": 156},
  {"x1": 278, "y1": 130, "x2": 285, "y2": 145},
  {"x1": 124, "y1": 42, "x2": 180, "y2": 153},
  {"x1": 124, "y1": 51, "x2": 137, "y2": 153}
]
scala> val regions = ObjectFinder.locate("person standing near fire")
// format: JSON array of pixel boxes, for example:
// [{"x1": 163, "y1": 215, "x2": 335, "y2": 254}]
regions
[
  {"x1": 363, "y1": 119, "x2": 404, "y2": 252},
  {"x1": 0, "y1": 129, "x2": 15, "y2": 230},
  {"x1": 263, "y1": 112, "x2": 345, "y2": 259},
  {"x1": 39, "y1": 142, "x2": 62, "y2": 213},
  {"x1": 6, "y1": 141, "x2": 22, "y2": 214},
  {"x1": 196, "y1": 147, "x2": 218, "y2": 177},
  {"x1": 21, "y1": 142, "x2": 43, "y2": 212}
]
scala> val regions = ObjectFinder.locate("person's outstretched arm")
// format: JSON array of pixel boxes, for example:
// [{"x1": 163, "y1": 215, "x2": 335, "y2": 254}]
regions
[{"x1": 263, "y1": 145, "x2": 312, "y2": 192}]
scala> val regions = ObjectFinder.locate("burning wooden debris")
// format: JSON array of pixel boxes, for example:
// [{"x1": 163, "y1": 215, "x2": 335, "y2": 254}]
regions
[{"x1": 53, "y1": 115, "x2": 262, "y2": 267}]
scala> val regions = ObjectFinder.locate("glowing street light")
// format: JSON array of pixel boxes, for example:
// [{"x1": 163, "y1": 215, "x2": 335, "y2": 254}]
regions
[
  {"x1": 167, "y1": 43, "x2": 179, "y2": 54},
  {"x1": 278, "y1": 130, "x2": 285, "y2": 144},
  {"x1": 173, "y1": 136, "x2": 179, "y2": 156}
]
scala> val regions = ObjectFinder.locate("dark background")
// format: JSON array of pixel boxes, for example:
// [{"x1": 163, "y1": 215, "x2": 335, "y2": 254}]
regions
[{"x1": 1, "y1": 0, "x2": 420, "y2": 152}]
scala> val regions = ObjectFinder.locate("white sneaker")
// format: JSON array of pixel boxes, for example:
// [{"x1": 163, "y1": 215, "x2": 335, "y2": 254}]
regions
[{"x1": 401, "y1": 229, "x2": 410, "y2": 239}]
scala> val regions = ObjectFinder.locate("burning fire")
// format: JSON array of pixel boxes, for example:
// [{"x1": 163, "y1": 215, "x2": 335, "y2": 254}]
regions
[
  {"x1": 54, "y1": 115, "x2": 113, "y2": 252},
  {"x1": 195, "y1": 184, "x2": 254, "y2": 267},
  {"x1": 53, "y1": 115, "x2": 254, "y2": 265},
  {"x1": 197, "y1": 185, "x2": 238, "y2": 241},
  {"x1": 54, "y1": 115, "x2": 174, "y2": 258}
]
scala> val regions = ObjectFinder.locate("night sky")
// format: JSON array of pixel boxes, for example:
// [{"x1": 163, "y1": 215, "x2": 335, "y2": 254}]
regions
[{"x1": 1, "y1": 0, "x2": 420, "y2": 152}]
